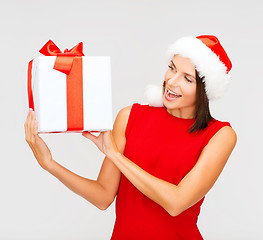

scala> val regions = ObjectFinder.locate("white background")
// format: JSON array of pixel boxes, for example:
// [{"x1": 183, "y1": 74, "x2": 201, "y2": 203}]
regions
[{"x1": 1, "y1": 0, "x2": 262, "y2": 239}]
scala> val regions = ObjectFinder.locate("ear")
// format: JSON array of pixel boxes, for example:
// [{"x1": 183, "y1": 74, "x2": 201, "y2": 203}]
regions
[{"x1": 143, "y1": 84, "x2": 164, "y2": 107}]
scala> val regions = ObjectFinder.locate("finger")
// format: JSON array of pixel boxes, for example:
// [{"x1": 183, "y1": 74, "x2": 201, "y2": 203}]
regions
[
  {"x1": 25, "y1": 108, "x2": 31, "y2": 127},
  {"x1": 82, "y1": 131, "x2": 98, "y2": 143},
  {"x1": 24, "y1": 109, "x2": 29, "y2": 139},
  {"x1": 84, "y1": 131, "x2": 101, "y2": 137},
  {"x1": 25, "y1": 108, "x2": 32, "y2": 141},
  {"x1": 82, "y1": 131, "x2": 93, "y2": 138},
  {"x1": 33, "y1": 118, "x2": 38, "y2": 136},
  {"x1": 31, "y1": 110, "x2": 38, "y2": 138},
  {"x1": 29, "y1": 110, "x2": 35, "y2": 142},
  {"x1": 25, "y1": 108, "x2": 31, "y2": 122}
]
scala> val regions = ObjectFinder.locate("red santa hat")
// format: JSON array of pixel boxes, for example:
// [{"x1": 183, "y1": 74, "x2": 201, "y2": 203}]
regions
[{"x1": 144, "y1": 35, "x2": 232, "y2": 107}]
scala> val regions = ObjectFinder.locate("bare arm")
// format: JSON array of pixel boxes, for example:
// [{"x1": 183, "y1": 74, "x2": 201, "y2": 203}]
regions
[
  {"x1": 47, "y1": 161, "x2": 107, "y2": 210},
  {"x1": 45, "y1": 105, "x2": 132, "y2": 210},
  {"x1": 106, "y1": 125, "x2": 237, "y2": 216}
]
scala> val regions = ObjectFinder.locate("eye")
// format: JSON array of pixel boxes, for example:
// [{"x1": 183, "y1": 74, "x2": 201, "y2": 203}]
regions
[
  {"x1": 168, "y1": 64, "x2": 176, "y2": 72},
  {"x1": 185, "y1": 77, "x2": 192, "y2": 83}
]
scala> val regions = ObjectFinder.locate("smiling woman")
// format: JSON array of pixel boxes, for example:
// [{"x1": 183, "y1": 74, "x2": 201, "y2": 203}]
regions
[
  {"x1": 107, "y1": 102, "x2": 236, "y2": 240},
  {"x1": 163, "y1": 59, "x2": 213, "y2": 133},
  {"x1": 105, "y1": 34, "x2": 237, "y2": 239},
  {"x1": 24, "y1": 34, "x2": 237, "y2": 240},
  {"x1": 143, "y1": 35, "x2": 233, "y2": 134}
]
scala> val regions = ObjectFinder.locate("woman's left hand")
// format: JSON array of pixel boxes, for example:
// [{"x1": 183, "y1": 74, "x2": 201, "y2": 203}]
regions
[{"x1": 82, "y1": 130, "x2": 120, "y2": 158}]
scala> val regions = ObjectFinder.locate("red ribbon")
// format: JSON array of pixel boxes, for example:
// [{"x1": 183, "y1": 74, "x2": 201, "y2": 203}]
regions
[
  {"x1": 27, "y1": 60, "x2": 34, "y2": 111},
  {"x1": 39, "y1": 40, "x2": 85, "y2": 75},
  {"x1": 27, "y1": 40, "x2": 84, "y2": 131}
]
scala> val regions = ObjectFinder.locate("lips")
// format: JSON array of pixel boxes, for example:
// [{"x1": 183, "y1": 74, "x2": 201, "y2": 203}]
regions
[
  {"x1": 167, "y1": 88, "x2": 182, "y2": 97},
  {"x1": 165, "y1": 88, "x2": 182, "y2": 101}
]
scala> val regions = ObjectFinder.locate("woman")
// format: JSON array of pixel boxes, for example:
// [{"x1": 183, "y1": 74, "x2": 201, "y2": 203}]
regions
[{"x1": 24, "y1": 35, "x2": 237, "y2": 239}]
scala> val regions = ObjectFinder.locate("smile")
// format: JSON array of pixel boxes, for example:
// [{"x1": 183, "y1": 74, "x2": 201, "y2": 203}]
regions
[{"x1": 165, "y1": 88, "x2": 182, "y2": 101}]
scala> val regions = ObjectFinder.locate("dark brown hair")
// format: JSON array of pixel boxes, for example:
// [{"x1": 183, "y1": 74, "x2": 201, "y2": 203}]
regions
[{"x1": 162, "y1": 69, "x2": 214, "y2": 134}]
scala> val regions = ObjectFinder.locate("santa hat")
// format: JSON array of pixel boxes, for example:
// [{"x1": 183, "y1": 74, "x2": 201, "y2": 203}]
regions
[{"x1": 144, "y1": 35, "x2": 232, "y2": 107}]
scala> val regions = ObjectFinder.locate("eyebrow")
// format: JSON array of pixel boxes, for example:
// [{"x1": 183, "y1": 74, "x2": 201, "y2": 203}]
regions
[{"x1": 171, "y1": 60, "x2": 196, "y2": 80}]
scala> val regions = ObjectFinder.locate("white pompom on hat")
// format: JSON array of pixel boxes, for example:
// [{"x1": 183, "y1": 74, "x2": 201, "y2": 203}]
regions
[
  {"x1": 144, "y1": 35, "x2": 232, "y2": 107},
  {"x1": 143, "y1": 84, "x2": 164, "y2": 107}
]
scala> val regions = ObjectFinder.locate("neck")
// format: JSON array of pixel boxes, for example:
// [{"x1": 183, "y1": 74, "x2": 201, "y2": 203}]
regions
[{"x1": 165, "y1": 107, "x2": 195, "y2": 119}]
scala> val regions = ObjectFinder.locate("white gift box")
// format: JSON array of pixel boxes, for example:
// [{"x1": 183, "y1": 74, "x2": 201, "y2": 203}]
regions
[{"x1": 27, "y1": 56, "x2": 113, "y2": 133}]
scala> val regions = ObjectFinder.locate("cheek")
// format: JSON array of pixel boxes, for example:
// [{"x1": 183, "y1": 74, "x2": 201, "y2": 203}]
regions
[
  {"x1": 164, "y1": 73, "x2": 169, "y2": 80},
  {"x1": 183, "y1": 84, "x2": 196, "y2": 99},
  {"x1": 164, "y1": 70, "x2": 174, "y2": 79}
]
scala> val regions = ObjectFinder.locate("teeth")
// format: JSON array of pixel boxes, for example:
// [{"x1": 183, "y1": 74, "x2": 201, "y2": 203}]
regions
[{"x1": 168, "y1": 89, "x2": 179, "y2": 96}]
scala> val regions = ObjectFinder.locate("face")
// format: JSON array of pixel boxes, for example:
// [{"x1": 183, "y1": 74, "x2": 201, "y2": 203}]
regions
[{"x1": 163, "y1": 54, "x2": 197, "y2": 119}]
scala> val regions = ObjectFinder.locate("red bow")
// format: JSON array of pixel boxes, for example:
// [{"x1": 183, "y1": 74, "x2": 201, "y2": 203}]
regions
[{"x1": 39, "y1": 40, "x2": 85, "y2": 75}]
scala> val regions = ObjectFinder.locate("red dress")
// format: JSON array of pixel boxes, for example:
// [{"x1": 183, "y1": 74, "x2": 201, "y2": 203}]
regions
[{"x1": 110, "y1": 103, "x2": 232, "y2": 240}]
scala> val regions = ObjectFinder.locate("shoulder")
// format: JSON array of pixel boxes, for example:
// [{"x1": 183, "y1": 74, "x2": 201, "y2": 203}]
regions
[
  {"x1": 114, "y1": 103, "x2": 160, "y2": 137},
  {"x1": 215, "y1": 125, "x2": 237, "y2": 142},
  {"x1": 114, "y1": 103, "x2": 139, "y2": 133},
  {"x1": 118, "y1": 104, "x2": 133, "y2": 119},
  {"x1": 206, "y1": 120, "x2": 237, "y2": 149},
  {"x1": 220, "y1": 125, "x2": 237, "y2": 143},
  {"x1": 115, "y1": 105, "x2": 132, "y2": 125},
  {"x1": 117, "y1": 103, "x2": 144, "y2": 119}
]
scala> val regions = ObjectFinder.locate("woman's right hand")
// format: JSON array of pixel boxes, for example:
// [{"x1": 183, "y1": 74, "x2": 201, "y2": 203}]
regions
[{"x1": 24, "y1": 108, "x2": 54, "y2": 171}]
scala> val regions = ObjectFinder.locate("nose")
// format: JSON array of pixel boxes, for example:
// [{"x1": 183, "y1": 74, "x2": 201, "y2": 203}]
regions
[{"x1": 166, "y1": 72, "x2": 181, "y2": 88}]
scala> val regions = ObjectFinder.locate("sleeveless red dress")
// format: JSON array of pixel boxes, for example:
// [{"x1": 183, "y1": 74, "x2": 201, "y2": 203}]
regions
[{"x1": 110, "y1": 103, "x2": 232, "y2": 240}]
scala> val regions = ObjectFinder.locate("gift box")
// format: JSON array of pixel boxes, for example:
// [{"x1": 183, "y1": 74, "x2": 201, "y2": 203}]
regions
[{"x1": 27, "y1": 40, "x2": 113, "y2": 133}]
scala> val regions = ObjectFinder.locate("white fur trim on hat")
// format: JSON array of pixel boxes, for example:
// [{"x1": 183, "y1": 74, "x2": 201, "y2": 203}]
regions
[{"x1": 166, "y1": 35, "x2": 230, "y2": 101}]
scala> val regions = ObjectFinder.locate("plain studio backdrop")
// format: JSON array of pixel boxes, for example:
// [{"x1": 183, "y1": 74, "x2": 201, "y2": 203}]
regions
[{"x1": 0, "y1": 0, "x2": 262, "y2": 239}]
